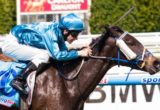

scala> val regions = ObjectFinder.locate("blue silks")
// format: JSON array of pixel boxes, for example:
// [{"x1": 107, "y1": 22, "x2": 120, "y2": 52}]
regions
[{"x1": 0, "y1": 61, "x2": 26, "y2": 107}]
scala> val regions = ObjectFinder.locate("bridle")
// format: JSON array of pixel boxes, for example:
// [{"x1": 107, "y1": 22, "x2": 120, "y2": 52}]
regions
[{"x1": 89, "y1": 31, "x2": 149, "y2": 80}]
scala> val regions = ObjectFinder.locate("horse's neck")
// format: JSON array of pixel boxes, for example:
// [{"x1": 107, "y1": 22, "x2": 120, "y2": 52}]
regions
[
  {"x1": 48, "y1": 53, "x2": 115, "y2": 100},
  {"x1": 78, "y1": 57, "x2": 114, "y2": 99}
]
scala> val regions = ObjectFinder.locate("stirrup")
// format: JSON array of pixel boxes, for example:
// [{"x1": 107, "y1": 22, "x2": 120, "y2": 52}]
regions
[
  {"x1": 11, "y1": 80, "x2": 28, "y2": 95},
  {"x1": 15, "y1": 75, "x2": 24, "y2": 81}
]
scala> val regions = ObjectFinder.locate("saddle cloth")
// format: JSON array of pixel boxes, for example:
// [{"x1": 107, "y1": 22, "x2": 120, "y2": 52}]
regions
[{"x1": 0, "y1": 61, "x2": 26, "y2": 107}]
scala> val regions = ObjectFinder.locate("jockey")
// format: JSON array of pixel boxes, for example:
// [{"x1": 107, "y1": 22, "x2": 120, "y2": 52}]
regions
[{"x1": 0, "y1": 13, "x2": 92, "y2": 95}]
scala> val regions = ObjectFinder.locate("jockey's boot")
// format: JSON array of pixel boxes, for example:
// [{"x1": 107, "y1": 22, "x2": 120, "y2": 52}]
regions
[{"x1": 11, "y1": 62, "x2": 37, "y2": 95}]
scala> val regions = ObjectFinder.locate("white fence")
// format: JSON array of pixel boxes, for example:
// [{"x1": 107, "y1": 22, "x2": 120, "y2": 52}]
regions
[{"x1": 71, "y1": 32, "x2": 160, "y2": 110}]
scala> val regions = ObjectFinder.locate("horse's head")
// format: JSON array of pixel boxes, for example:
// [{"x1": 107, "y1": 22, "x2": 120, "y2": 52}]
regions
[{"x1": 90, "y1": 25, "x2": 160, "y2": 75}]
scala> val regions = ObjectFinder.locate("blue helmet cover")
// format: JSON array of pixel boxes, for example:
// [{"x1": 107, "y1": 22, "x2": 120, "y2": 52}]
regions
[{"x1": 59, "y1": 13, "x2": 84, "y2": 31}]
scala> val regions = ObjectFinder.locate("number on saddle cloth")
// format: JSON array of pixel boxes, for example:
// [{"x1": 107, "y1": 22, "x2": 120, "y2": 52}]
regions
[{"x1": 0, "y1": 61, "x2": 26, "y2": 107}]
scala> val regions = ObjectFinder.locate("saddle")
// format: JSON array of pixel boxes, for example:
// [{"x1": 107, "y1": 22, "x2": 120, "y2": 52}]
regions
[
  {"x1": 0, "y1": 52, "x2": 51, "y2": 108},
  {"x1": 0, "y1": 54, "x2": 74, "y2": 108}
]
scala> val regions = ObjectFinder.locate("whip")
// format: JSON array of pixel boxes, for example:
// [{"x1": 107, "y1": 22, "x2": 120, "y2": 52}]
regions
[{"x1": 112, "y1": 6, "x2": 135, "y2": 25}]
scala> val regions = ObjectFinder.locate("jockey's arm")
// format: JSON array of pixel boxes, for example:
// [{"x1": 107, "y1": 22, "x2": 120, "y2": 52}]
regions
[
  {"x1": 43, "y1": 31, "x2": 79, "y2": 61},
  {"x1": 50, "y1": 41, "x2": 79, "y2": 61}
]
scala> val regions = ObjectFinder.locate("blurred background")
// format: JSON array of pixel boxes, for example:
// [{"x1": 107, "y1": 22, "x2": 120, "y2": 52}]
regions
[
  {"x1": 0, "y1": 0, "x2": 160, "y2": 110},
  {"x1": 0, "y1": 0, "x2": 160, "y2": 34}
]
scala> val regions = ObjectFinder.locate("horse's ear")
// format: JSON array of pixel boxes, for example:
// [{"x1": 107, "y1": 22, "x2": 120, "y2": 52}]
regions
[
  {"x1": 101, "y1": 24, "x2": 111, "y2": 37},
  {"x1": 92, "y1": 38, "x2": 97, "y2": 43},
  {"x1": 101, "y1": 24, "x2": 110, "y2": 31},
  {"x1": 109, "y1": 25, "x2": 124, "y2": 33}
]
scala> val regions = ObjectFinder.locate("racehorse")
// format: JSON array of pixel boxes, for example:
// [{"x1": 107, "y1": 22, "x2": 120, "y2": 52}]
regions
[{"x1": 0, "y1": 25, "x2": 160, "y2": 110}]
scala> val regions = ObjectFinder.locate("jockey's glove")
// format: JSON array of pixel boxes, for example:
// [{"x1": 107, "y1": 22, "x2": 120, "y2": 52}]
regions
[{"x1": 78, "y1": 47, "x2": 92, "y2": 57}]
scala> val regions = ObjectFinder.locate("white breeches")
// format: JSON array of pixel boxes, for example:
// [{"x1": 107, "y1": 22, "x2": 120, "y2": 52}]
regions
[{"x1": 0, "y1": 34, "x2": 50, "y2": 67}]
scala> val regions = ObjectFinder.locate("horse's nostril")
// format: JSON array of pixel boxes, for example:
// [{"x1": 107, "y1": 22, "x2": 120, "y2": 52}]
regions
[
  {"x1": 158, "y1": 63, "x2": 160, "y2": 69},
  {"x1": 157, "y1": 64, "x2": 160, "y2": 68},
  {"x1": 156, "y1": 62, "x2": 160, "y2": 70},
  {"x1": 153, "y1": 60, "x2": 160, "y2": 69}
]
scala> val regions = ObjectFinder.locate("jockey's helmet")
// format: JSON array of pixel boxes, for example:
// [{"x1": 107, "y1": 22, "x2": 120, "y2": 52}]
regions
[{"x1": 59, "y1": 13, "x2": 84, "y2": 32}]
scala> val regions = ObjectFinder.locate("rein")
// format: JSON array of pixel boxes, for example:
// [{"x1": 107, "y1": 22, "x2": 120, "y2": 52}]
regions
[
  {"x1": 90, "y1": 54, "x2": 139, "y2": 81},
  {"x1": 89, "y1": 55, "x2": 140, "y2": 65},
  {"x1": 57, "y1": 58, "x2": 85, "y2": 81}
]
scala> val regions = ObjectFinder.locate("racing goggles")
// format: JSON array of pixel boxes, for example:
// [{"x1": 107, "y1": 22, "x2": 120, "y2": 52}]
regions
[{"x1": 68, "y1": 30, "x2": 81, "y2": 37}]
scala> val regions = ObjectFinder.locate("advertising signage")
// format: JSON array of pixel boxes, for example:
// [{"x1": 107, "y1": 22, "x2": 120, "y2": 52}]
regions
[{"x1": 20, "y1": 0, "x2": 89, "y2": 13}]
